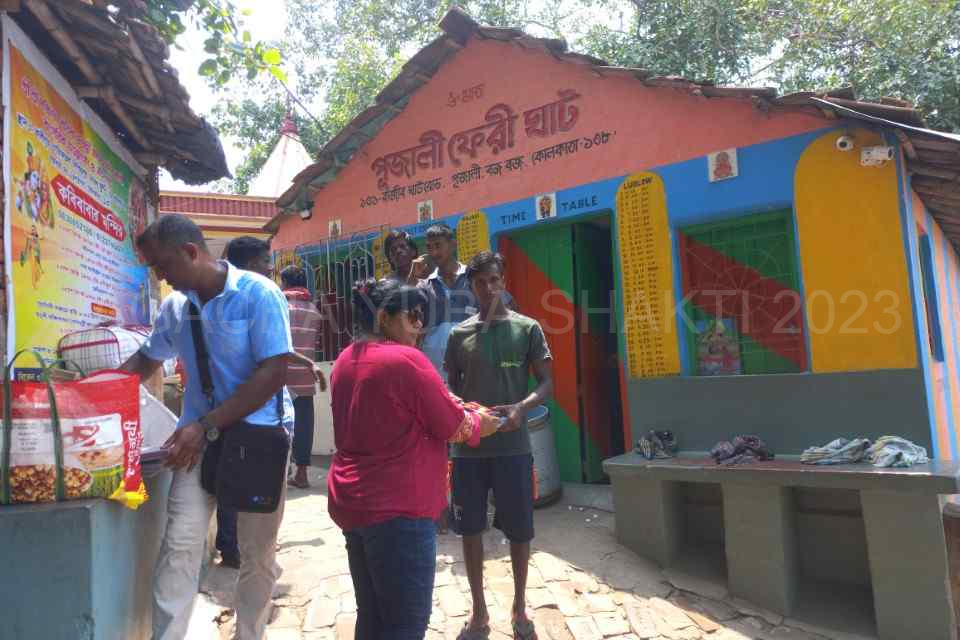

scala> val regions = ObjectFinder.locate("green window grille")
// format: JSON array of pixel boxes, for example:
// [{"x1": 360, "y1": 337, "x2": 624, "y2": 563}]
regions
[{"x1": 678, "y1": 211, "x2": 807, "y2": 376}]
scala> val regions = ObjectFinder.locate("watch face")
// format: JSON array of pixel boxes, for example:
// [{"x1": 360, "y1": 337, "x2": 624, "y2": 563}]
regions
[{"x1": 206, "y1": 427, "x2": 220, "y2": 442}]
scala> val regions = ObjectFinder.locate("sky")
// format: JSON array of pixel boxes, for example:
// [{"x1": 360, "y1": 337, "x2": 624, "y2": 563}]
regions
[{"x1": 158, "y1": 1, "x2": 288, "y2": 193}]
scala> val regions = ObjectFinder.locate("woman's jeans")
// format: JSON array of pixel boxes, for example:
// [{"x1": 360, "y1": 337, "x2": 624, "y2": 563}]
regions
[{"x1": 345, "y1": 517, "x2": 436, "y2": 639}]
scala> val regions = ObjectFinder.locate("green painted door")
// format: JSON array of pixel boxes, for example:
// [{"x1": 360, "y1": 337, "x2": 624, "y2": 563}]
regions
[
  {"x1": 500, "y1": 226, "x2": 583, "y2": 482},
  {"x1": 573, "y1": 222, "x2": 623, "y2": 481}
]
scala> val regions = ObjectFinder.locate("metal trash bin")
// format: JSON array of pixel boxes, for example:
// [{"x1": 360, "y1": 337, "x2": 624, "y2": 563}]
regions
[{"x1": 528, "y1": 405, "x2": 562, "y2": 507}]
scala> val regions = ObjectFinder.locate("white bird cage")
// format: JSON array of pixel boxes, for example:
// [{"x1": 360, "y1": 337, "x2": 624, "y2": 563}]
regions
[{"x1": 57, "y1": 325, "x2": 151, "y2": 375}]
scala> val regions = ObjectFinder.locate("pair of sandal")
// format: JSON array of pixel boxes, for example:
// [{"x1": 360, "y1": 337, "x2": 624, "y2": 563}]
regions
[
  {"x1": 635, "y1": 429, "x2": 678, "y2": 460},
  {"x1": 457, "y1": 619, "x2": 537, "y2": 640}
]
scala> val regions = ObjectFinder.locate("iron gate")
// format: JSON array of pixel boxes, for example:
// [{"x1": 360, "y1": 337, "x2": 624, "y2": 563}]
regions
[{"x1": 290, "y1": 225, "x2": 391, "y2": 362}]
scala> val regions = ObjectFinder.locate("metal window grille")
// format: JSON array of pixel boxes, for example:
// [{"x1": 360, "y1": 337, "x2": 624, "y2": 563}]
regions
[
  {"x1": 292, "y1": 225, "x2": 391, "y2": 362},
  {"x1": 678, "y1": 211, "x2": 806, "y2": 375}
]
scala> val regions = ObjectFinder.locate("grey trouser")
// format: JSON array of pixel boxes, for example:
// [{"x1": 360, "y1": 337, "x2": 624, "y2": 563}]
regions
[{"x1": 152, "y1": 463, "x2": 286, "y2": 640}]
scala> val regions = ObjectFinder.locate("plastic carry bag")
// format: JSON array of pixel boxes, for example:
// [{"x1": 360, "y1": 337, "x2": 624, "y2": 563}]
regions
[{"x1": 0, "y1": 350, "x2": 146, "y2": 509}]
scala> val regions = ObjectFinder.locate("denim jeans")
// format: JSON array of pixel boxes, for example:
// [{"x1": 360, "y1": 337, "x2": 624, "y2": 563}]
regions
[
  {"x1": 292, "y1": 396, "x2": 315, "y2": 467},
  {"x1": 344, "y1": 517, "x2": 437, "y2": 639},
  {"x1": 216, "y1": 506, "x2": 238, "y2": 555}
]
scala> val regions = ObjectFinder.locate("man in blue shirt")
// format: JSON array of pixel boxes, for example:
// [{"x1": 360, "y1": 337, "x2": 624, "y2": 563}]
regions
[
  {"x1": 416, "y1": 223, "x2": 514, "y2": 381},
  {"x1": 121, "y1": 214, "x2": 294, "y2": 640}
]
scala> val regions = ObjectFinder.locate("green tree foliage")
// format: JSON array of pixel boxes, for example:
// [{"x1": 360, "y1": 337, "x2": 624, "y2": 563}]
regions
[
  {"x1": 578, "y1": 0, "x2": 774, "y2": 82},
  {"x1": 206, "y1": 0, "x2": 960, "y2": 193},
  {"x1": 754, "y1": 0, "x2": 960, "y2": 131},
  {"x1": 141, "y1": 0, "x2": 285, "y2": 86}
]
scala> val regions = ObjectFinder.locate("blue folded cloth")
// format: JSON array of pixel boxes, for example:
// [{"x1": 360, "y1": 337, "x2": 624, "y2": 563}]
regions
[
  {"x1": 867, "y1": 436, "x2": 929, "y2": 468},
  {"x1": 801, "y1": 438, "x2": 871, "y2": 465}
]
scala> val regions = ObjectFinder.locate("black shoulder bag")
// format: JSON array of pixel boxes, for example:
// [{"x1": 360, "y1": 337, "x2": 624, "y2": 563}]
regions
[{"x1": 189, "y1": 302, "x2": 290, "y2": 513}]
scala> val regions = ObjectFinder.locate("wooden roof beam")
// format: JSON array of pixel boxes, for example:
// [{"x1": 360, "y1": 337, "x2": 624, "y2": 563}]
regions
[
  {"x1": 122, "y1": 56, "x2": 155, "y2": 101},
  {"x1": 127, "y1": 31, "x2": 163, "y2": 98},
  {"x1": 26, "y1": 2, "x2": 151, "y2": 150},
  {"x1": 896, "y1": 131, "x2": 917, "y2": 160},
  {"x1": 26, "y1": 0, "x2": 102, "y2": 84},
  {"x1": 76, "y1": 85, "x2": 152, "y2": 150},
  {"x1": 50, "y1": 0, "x2": 126, "y2": 42},
  {"x1": 134, "y1": 152, "x2": 166, "y2": 166},
  {"x1": 113, "y1": 90, "x2": 175, "y2": 132}
]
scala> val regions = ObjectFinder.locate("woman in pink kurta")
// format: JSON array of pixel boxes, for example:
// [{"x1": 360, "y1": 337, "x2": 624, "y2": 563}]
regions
[{"x1": 328, "y1": 278, "x2": 500, "y2": 640}]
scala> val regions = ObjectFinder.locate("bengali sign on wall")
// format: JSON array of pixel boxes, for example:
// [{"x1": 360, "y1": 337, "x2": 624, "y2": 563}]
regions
[
  {"x1": 615, "y1": 172, "x2": 680, "y2": 378},
  {"x1": 3, "y1": 18, "x2": 149, "y2": 367}
]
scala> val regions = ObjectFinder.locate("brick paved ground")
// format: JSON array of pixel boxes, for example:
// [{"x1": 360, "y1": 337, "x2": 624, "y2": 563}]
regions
[{"x1": 186, "y1": 465, "x2": 872, "y2": 640}]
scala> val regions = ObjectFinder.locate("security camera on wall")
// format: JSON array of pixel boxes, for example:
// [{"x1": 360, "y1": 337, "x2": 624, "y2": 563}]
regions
[
  {"x1": 861, "y1": 145, "x2": 894, "y2": 167},
  {"x1": 836, "y1": 135, "x2": 855, "y2": 152}
]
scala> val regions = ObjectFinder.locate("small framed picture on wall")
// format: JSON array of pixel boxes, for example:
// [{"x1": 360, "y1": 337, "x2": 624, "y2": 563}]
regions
[
  {"x1": 708, "y1": 148, "x2": 739, "y2": 182},
  {"x1": 328, "y1": 219, "x2": 342, "y2": 238},
  {"x1": 536, "y1": 192, "x2": 557, "y2": 220},
  {"x1": 417, "y1": 200, "x2": 434, "y2": 223}
]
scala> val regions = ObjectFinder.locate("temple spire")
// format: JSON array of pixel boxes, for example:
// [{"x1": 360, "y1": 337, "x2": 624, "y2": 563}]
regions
[{"x1": 246, "y1": 107, "x2": 313, "y2": 198}]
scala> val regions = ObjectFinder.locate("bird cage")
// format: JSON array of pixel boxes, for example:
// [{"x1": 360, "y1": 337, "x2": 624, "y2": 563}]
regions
[{"x1": 57, "y1": 325, "x2": 151, "y2": 374}]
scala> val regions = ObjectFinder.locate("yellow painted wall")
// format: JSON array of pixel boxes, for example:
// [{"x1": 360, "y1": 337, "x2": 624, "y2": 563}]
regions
[{"x1": 795, "y1": 129, "x2": 917, "y2": 372}]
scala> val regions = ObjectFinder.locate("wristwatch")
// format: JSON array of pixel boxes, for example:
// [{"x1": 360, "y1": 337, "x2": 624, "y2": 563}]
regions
[{"x1": 199, "y1": 415, "x2": 220, "y2": 442}]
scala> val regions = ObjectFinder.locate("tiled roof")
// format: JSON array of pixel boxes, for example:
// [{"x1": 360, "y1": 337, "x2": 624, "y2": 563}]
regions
[
  {"x1": 13, "y1": 1, "x2": 229, "y2": 184},
  {"x1": 267, "y1": 8, "x2": 960, "y2": 251},
  {"x1": 160, "y1": 191, "x2": 279, "y2": 219}
]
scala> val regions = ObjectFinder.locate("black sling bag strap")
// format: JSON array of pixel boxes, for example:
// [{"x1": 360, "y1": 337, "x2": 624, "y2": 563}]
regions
[{"x1": 189, "y1": 302, "x2": 289, "y2": 513}]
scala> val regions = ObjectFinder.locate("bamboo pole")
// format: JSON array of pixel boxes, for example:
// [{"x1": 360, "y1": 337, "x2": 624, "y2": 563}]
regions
[
  {"x1": 122, "y1": 56, "x2": 155, "y2": 101},
  {"x1": 112, "y1": 90, "x2": 176, "y2": 133},
  {"x1": 27, "y1": 1, "x2": 154, "y2": 151},
  {"x1": 25, "y1": 0, "x2": 102, "y2": 83},
  {"x1": 75, "y1": 85, "x2": 152, "y2": 149},
  {"x1": 127, "y1": 31, "x2": 162, "y2": 98}
]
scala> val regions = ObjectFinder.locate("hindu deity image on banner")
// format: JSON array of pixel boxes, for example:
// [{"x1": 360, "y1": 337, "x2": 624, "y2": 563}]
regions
[{"x1": 4, "y1": 34, "x2": 150, "y2": 368}]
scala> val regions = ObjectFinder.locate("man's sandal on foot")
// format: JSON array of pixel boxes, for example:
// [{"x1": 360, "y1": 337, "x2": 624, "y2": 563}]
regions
[
  {"x1": 456, "y1": 622, "x2": 490, "y2": 640},
  {"x1": 512, "y1": 619, "x2": 537, "y2": 640}
]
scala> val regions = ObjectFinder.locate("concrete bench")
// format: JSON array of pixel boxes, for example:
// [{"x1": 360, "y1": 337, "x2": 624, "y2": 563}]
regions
[{"x1": 603, "y1": 453, "x2": 960, "y2": 640}]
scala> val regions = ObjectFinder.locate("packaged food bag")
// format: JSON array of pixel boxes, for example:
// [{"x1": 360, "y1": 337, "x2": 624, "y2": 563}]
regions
[{"x1": 1, "y1": 350, "x2": 146, "y2": 509}]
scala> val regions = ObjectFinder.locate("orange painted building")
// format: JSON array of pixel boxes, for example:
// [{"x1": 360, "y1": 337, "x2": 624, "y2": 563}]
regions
[{"x1": 267, "y1": 10, "x2": 960, "y2": 483}]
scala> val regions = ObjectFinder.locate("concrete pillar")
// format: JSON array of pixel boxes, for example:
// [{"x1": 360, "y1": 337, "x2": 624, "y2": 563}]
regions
[
  {"x1": 723, "y1": 483, "x2": 798, "y2": 616},
  {"x1": 611, "y1": 477, "x2": 682, "y2": 567},
  {"x1": 861, "y1": 490, "x2": 957, "y2": 640}
]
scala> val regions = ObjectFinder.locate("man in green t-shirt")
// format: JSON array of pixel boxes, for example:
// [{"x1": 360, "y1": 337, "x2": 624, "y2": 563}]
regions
[{"x1": 445, "y1": 251, "x2": 553, "y2": 640}]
